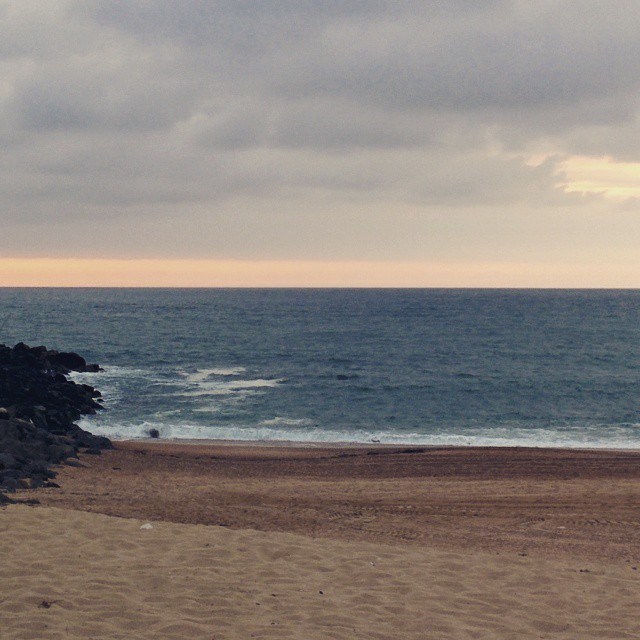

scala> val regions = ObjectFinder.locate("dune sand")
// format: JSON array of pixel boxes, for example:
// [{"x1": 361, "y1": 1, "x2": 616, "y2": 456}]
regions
[
  {"x1": 2, "y1": 504, "x2": 639, "y2": 639},
  {"x1": 2, "y1": 443, "x2": 640, "y2": 638}
]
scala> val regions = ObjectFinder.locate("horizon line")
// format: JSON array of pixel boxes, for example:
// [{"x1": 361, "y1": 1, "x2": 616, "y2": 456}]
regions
[
  {"x1": 1, "y1": 258, "x2": 639, "y2": 288},
  {"x1": 1, "y1": 285, "x2": 640, "y2": 291}
]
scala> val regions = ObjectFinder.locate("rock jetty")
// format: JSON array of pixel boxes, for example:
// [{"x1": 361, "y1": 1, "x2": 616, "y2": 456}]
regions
[{"x1": 0, "y1": 342, "x2": 111, "y2": 502}]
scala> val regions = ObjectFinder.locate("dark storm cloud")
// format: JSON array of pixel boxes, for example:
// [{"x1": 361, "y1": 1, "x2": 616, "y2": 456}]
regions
[{"x1": 2, "y1": 0, "x2": 640, "y2": 260}]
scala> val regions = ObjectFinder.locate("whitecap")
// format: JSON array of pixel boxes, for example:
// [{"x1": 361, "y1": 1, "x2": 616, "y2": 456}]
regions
[
  {"x1": 178, "y1": 378, "x2": 284, "y2": 397},
  {"x1": 181, "y1": 367, "x2": 246, "y2": 382},
  {"x1": 261, "y1": 417, "x2": 315, "y2": 427}
]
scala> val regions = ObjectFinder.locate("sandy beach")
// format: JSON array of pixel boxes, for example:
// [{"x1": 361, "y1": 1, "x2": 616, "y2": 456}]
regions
[{"x1": 2, "y1": 442, "x2": 640, "y2": 638}]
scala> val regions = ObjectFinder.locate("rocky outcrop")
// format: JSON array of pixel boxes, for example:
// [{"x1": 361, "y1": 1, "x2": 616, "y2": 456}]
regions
[{"x1": 0, "y1": 342, "x2": 111, "y2": 499}]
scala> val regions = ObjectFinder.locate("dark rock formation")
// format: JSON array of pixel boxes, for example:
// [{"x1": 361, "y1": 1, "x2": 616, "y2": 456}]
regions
[{"x1": 0, "y1": 342, "x2": 111, "y2": 499}]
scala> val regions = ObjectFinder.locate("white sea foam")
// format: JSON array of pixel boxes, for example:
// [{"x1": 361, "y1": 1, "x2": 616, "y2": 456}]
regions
[
  {"x1": 70, "y1": 365, "x2": 150, "y2": 381},
  {"x1": 221, "y1": 379, "x2": 283, "y2": 389},
  {"x1": 76, "y1": 416, "x2": 640, "y2": 450},
  {"x1": 179, "y1": 379, "x2": 284, "y2": 397},
  {"x1": 69, "y1": 365, "x2": 149, "y2": 403},
  {"x1": 261, "y1": 417, "x2": 315, "y2": 427},
  {"x1": 181, "y1": 367, "x2": 246, "y2": 382}
]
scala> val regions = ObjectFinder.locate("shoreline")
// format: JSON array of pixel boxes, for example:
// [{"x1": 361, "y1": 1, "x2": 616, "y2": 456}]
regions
[{"x1": 112, "y1": 435, "x2": 640, "y2": 453}]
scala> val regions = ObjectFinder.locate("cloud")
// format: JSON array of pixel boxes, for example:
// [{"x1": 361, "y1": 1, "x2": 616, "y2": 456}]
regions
[
  {"x1": 271, "y1": 4, "x2": 640, "y2": 112},
  {"x1": 78, "y1": 1, "x2": 640, "y2": 118},
  {"x1": 2, "y1": 0, "x2": 640, "y2": 270}
]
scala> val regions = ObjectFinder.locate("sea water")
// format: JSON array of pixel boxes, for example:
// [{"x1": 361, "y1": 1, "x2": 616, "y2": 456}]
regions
[{"x1": 1, "y1": 288, "x2": 640, "y2": 448}]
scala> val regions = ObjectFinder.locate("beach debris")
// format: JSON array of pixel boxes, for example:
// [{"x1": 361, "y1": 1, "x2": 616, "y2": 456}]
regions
[
  {"x1": 38, "y1": 600, "x2": 57, "y2": 608},
  {"x1": 140, "y1": 522, "x2": 154, "y2": 530}
]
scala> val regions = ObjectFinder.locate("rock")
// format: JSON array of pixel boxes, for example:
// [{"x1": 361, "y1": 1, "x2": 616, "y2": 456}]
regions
[
  {"x1": 83, "y1": 446, "x2": 102, "y2": 455},
  {"x1": 148, "y1": 428, "x2": 160, "y2": 439},
  {"x1": 0, "y1": 492, "x2": 15, "y2": 505},
  {"x1": 0, "y1": 342, "x2": 111, "y2": 497},
  {"x1": 0, "y1": 452, "x2": 16, "y2": 469},
  {"x1": 46, "y1": 351, "x2": 87, "y2": 372},
  {"x1": 1, "y1": 476, "x2": 19, "y2": 491}
]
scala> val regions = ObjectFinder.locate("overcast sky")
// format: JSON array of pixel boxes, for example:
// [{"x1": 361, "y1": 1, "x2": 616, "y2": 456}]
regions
[{"x1": 2, "y1": 1, "x2": 640, "y2": 285}]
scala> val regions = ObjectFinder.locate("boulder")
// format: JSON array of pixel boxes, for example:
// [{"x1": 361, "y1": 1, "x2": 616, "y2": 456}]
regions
[
  {"x1": 0, "y1": 342, "x2": 111, "y2": 496},
  {"x1": 46, "y1": 351, "x2": 87, "y2": 372}
]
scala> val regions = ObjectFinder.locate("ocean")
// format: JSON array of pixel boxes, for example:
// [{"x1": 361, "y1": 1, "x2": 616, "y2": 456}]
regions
[{"x1": 1, "y1": 288, "x2": 639, "y2": 448}]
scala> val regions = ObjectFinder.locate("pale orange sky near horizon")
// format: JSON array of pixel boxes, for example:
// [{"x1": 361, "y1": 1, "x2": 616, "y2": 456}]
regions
[
  {"x1": 1, "y1": 258, "x2": 639, "y2": 288},
  {"x1": 6, "y1": 157, "x2": 640, "y2": 289}
]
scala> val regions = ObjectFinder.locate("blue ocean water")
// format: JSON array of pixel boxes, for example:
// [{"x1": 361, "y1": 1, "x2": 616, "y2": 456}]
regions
[{"x1": 1, "y1": 288, "x2": 640, "y2": 448}]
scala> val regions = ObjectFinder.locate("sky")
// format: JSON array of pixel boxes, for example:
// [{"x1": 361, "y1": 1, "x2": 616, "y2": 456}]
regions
[{"x1": 2, "y1": 0, "x2": 640, "y2": 286}]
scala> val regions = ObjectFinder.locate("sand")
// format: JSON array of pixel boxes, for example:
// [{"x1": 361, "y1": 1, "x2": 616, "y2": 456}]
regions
[{"x1": 2, "y1": 443, "x2": 640, "y2": 638}]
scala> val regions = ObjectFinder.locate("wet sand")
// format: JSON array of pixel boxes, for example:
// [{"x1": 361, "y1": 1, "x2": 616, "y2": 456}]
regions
[
  {"x1": 22, "y1": 441, "x2": 640, "y2": 560},
  {"x1": 2, "y1": 442, "x2": 640, "y2": 638}
]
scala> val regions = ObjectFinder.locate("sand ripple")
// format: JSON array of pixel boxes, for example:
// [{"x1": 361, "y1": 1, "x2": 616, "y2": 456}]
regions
[{"x1": 2, "y1": 505, "x2": 639, "y2": 639}]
